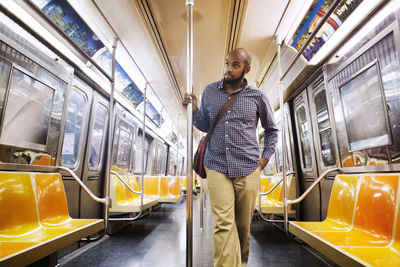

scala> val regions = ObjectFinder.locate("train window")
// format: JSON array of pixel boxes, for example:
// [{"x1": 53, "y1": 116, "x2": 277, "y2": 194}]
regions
[
  {"x1": 313, "y1": 89, "x2": 336, "y2": 167},
  {"x1": 0, "y1": 59, "x2": 11, "y2": 120},
  {"x1": 339, "y1": 60, "x2": 391, "y2": 152},
  {"x1": 61, "y1": 88, "x2": 87, "y2": 167},
  {"x1": 0, "y1": 68, "x2": 54, "y2": 151},
  {"x1": 133, "y1": 134, "x2": 150, "y2": 174},
  {"x1": 295, "y1": 105, "x2": 313, "y2": 170},
  {"x1": 116, "y1": 121, "x2": 133, "y2": 167},
  {"x1": 88, "y1": 104, "x2": 108, "y2": 170}
]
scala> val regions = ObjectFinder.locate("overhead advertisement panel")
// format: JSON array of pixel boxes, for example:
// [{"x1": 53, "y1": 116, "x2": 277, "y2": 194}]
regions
[
  {"x1": 290, "y1": 0, "x2": 363, "y2": 61},
  {"x1": 32, "y1": 0, "x2": 104, "y2": 57}
]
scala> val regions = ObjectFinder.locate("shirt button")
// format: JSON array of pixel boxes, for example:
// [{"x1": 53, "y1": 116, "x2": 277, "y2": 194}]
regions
[
  {"x1": 226, "y1": 147, "x2": 229, "y2": 150},
  {"x1": 228, "y1": 97, "x2": 231, "y2": 100},
  {"x1": 226, "y1": 121, "x2": 228, "y2": 124},
  {"x1": 225, "y1": 134, "x2": 228, "y2": 137},
  {"x1": 228, "y1": 110, "x2": 231, "y2": 113}
]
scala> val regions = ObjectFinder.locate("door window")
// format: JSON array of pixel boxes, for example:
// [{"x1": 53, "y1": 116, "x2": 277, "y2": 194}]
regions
[
  {"x1": 314, "y1": 89, "x2": 336, "y2": 167},
  {"x1": 296, "y1": 105, "x2": 313, "y2": 170},
  {"x1": 88, "y1": 103, "x2": 108, "y2": 170}
]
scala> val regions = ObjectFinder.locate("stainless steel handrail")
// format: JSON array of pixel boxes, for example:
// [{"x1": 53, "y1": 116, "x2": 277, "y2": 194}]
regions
[
  {"x1": 287, "y1": 168, "x2": 338, "y2": 205},
  {"x1": 257, "y1": 172, "x2": 294, "y2": 223},
  {"x1": 259, "y1": 172, "x2": 294, "y2": 197},
  {"x1": 58, "y1": 166, "x2": 106, "y2": 204},
  {"x1": 110, "y1": 171, "x2": 142, "y2": 195}
]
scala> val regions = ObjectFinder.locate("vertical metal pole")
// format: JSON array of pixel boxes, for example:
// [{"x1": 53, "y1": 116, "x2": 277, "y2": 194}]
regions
[
  {"x1": 186, "y1": 0, "x2": 194, "y2": 266},
  {"x1": 276, "y1": 35, "x2": 288, "y2": 232},
  {"x1": 141, "y1": 83, "x2": 148, "y2": 211},
  {"x1": 177, "y1": 116, "x2": 180, "y2": 176},
  {"x1": 105, "y1": 38, "x2": 118, "y2": 232},
  {"x1": 200, "y1": 176, "x2": 204, "y2": 230}
]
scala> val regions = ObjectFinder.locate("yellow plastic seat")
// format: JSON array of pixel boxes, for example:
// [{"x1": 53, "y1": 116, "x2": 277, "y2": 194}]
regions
[
  {"x1": 0, "y1": 172, "x2": 70, "y2": 242},
  {"x1": 289, "y1": 174, "x2": 400, "y2": 266},
  {"x1": 159, "y1": 176, "x2": 181, "y2": 202},
  {"x1": 109, "y1": 175, "x2": 158, "y2": 213},
  {"x1": 0, "y1": 242, "x2": 38, "y2": 259},
  {"x1": 292, "y1": 175, "x2": 360, "y2": 232},
  {"x1": 259, "y1": 176, "x2": 296, "y2": 214},
  {"x1": 313, "y1": 175, "x2": 398, "y2": 246},
  {"x1": 143, "y1": 176, "x2": 160, "y2": 199},
  {"x1": 0, "y1": 172, "x2": 104, "y2": 266},
  {"x1": 34, "y1": 173, "x2": 102, "y2": 228}
]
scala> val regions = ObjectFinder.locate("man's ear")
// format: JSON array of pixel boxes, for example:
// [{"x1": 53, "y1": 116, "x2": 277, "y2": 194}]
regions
[{"x1": 245, "y1": 65, "x2": 251, "y2": 74}]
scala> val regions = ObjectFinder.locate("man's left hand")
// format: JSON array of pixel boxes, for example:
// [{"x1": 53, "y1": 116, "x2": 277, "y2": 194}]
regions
[{"x1": 259, "y1": 158, "x2": 269, "y2": 170}]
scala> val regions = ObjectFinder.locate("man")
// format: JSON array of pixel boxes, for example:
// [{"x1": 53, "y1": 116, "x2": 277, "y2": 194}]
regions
[{"x1": 183, "y1": 48, "x2": 278, "y2": 267}]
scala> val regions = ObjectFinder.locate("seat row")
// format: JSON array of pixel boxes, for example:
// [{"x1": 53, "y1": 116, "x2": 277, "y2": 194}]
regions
[
  {"x1": 0, "y1": 172, "x2": 104, "y2": 266},
  {"x1": 110, "y1": 175, "x2": 183, "y2": 213},
  {"x1": 289, "y1": 173, "x2": 400, "y2": 267},
  {"x1": 257, "y1": 175, "x2": 296, "y2": 215}
]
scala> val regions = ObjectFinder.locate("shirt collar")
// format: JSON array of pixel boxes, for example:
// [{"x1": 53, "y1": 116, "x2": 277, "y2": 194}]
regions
[{"x1": 217, "y1": 78, "x2": 249, "y2": 94}]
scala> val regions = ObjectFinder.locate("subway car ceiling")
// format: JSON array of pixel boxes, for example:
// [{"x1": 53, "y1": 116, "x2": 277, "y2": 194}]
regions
[{"x1": 0, "y1": 0, "x2": 397, "y2": 159}]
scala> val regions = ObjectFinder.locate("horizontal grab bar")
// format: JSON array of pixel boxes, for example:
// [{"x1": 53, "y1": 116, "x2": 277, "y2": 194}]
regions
[
  {"x1": 110, "y1": 171, "x2": 142, "y2": 195},
  {"x1": 58, "y1": 166, "x2": 106, "y2": 204},
  {"x1": 287, "y1": 168, "x2": 339, "y2": 205}
]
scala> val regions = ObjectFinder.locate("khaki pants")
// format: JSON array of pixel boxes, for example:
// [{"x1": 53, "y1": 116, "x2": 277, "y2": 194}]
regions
[{"x1": 206, "y1": 166, "x2": 260, "y2": 267}]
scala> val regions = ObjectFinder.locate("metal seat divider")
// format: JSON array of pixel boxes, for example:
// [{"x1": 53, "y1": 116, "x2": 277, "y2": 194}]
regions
[{"x1": 58, "y1": 166, "x2": 107, "y2": 242}]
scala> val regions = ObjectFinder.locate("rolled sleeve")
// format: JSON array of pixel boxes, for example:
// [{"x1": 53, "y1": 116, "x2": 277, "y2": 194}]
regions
[{"x1": 192, "y1": 89, "x2": 211, "y2": 132}]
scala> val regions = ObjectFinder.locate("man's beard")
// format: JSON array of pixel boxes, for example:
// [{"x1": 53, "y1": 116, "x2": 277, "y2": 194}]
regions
[{"x1": 224, "y1": 69, "x2": 245, "y2": 84}]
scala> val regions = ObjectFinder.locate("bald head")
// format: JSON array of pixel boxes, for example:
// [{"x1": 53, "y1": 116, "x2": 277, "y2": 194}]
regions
[{"x1": 227, "y1": 48, "x2": 252, "y2": 67}]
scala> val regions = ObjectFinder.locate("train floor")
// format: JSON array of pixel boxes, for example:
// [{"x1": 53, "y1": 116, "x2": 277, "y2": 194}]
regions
[{"x1": 59, "y1": 194, "x2": 336, "y2": 267}]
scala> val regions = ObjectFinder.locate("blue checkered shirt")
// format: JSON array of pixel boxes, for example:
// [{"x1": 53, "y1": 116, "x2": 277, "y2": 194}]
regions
[{"x1": 193, "y1": 79, "x2": 278, "y2": 178}]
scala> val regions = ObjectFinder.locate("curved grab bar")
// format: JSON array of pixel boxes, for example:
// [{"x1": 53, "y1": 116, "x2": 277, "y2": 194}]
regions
[
  {"x1": 259, "y1": 172, "x2": 295, "y2": 197},
  {"x1": 58, "y1": 166, "x2": 107, "y2": 204},
  {"x1": 110, "y1": 171, "x2": 142, "y2": 195},
  {"x1": 287, "y1": 168, "x2": 338, "y2": 205}
]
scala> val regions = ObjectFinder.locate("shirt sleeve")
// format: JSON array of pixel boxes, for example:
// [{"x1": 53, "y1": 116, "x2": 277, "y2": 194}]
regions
[
  {"x1": 192, "y1": 88, "x2": 210, "y2": 132},
  {"x1": 258, "y1": 93, "x2": 279, "y2": 160}
]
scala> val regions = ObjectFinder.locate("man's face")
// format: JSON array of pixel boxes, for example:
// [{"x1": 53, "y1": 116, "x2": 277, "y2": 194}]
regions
[{"x1": 224, "y1": 53, "x2": 246, "y2": 84}]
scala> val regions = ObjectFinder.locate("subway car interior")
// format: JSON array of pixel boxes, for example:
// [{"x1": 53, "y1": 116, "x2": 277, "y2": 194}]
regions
[{"x1": 0, "y1": 0, "x2": 399, "y2": 266}]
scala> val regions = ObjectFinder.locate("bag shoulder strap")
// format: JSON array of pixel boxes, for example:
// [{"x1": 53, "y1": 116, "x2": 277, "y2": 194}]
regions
[{"x1": 203, "y1": 85, "x2": 249, "y2": 143}]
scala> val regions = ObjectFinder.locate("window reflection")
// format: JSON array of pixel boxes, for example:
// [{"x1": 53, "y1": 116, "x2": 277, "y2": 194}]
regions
[
  {"x1": 1, "y1": 68, "x2": 54, "y2": 151},
  {"x1": 314, "y1": 89, "x2": 336, "y2": 166},
  {"x1": 134, "y1": 134, "x2": 150, "y2": 174},
  {"x1": 88, "y1": 104, "x2": 107, "y2": 169},
  {"x1": 61, "y1": 89, "x2": 86, "y2": 166},
  {"x1": 116, "y1": 122, "x2": 133, "y2": 166},
  {"x1": 296, "y1": 105, "x2": 313, "y2": 170},
  {"x1": 0, "y1": 59, "x2": 11, "y2": 120},
  {"x1": 339, "y1": 61, "x2": 391, "y2": 151}
]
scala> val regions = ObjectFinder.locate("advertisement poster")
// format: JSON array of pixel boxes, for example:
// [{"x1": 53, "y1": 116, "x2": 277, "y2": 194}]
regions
[
  {"x1": 32, "y1": 0, "x2": 104, "y2": 57},
  {"x1": 291, "y1": 0, "x2": 363, "y2": 61}
]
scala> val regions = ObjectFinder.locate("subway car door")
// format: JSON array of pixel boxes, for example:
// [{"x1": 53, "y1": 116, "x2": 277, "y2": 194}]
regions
[
  {"x1": 80, "y1": 91, "x2": 109, "y2": 219},
  {"x1": 291, "y1": 89, "x2": 320, "y2": 221},
  {"x1": 307, "y1": 74, "x2": 338, "y2": 220},
  {"x1": 60, "y1": 78, "x2": 93, "y2": 218}
]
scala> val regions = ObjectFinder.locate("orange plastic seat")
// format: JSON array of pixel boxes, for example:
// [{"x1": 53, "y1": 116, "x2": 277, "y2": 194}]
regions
[
  {"x1": 34, "y1": 173, "x2": 102, "y2": 228},
  {"x1": 289, "y1": 174, "x2": 400, "y2": 266},
  {"x1": 292, "y1": 175, "x2": 360, "y2": 232},
  {"x1": 0, "y1": 172, "x2": 104, "y2": 266},
  {"x1": 313, "y1": 175, "x2": 398, "y2": 246},
  {"x1": 159, "y1": 176, "x2": 181, "y2": 202},
  {"x1": 0, "y1": 172, "x2": 70, "y2": 242}
]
